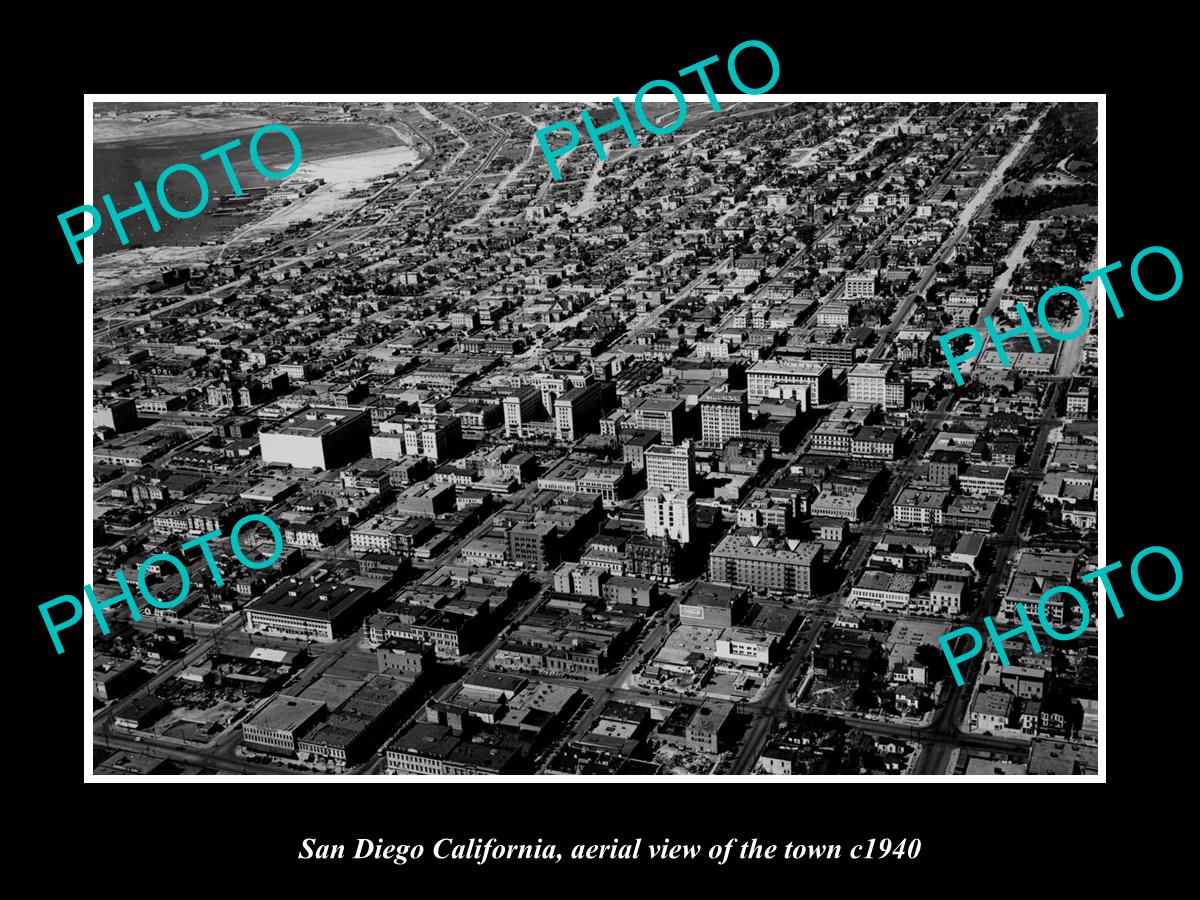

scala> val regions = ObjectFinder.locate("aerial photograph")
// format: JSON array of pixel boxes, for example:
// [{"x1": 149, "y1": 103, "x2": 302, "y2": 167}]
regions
[{"x1": 89, "y1": 98, "x2": 1099, "y2": 777}]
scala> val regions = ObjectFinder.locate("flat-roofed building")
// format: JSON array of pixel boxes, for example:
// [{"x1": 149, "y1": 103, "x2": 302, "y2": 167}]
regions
[
  {"x1": 847, "y1": 361, "x2": 907, "y2": 410},
  {"x1": 259, "y1": 406, "x2": 370, "y2": 470},
  {"x1": 1001, "y1": 665, "x2": 1047, "y2": 700},
  {"x1": 350, "y1": 514, "x2": 434, "y2": 556},
  {"x1": 503, "y1": 386, "x2": 542, "y2": 438},
  {"x1": 602, "y1": 575, "x2": 658, "y2": 608},
  {"x1": 816, "y1": 301, "x2": 851, "y2": 328},
  {"x1": 377, "y1": 637, "x2": 436, "y2": 676},
  {"x1": 93, "y1": 655, "x2": 145, "y2": 702},
  {"x1": 298, "y1": 674, "x2": 415, "y2": 768},
  {"x1": 495, "y1": 613, "x2": 634, "y2": 675},
  {"x1": 959, "y1": 464, "x2": 1011, "y2": 498},
  {"x1": 246, "y1": 576, "x2": 377, "y2": 642},
  {"x1": 1027, "y1": 738, "x2": 1098, "y2": 775},
  {"x1": 394, "y1": 481, "x2": 456, "y2": 519},
  {"x1": 379, "y1": 608, "x2": 483, "y2": 658},
  {"x1": 949, "y1": 533, "x2": 986, "y2": 570},
  {"x1": 851, "y1": 425, "x2": 901, "y2": 460},
  {"x1": 928, "y1": 449, "x2": 964, "y2": 486},
  {"x1": 500, "y1": 681, "x2": 582, "y2": 738},
  {"x1": 555, "y1": 383, "x2": 604, "y2": 442},
  {"x1": 969, "y1": 689, "x2": 1015, "y2": 734},
  {"x1": 645, "y1": 441, "x2": 694, "y2": 492},
  {"x1": 921, "y1": 579, "x2": 965, "y2": 616},
  {"x1": 241, "y1": 694, "x2": 326, "y2": 754},
  {"x1": 811, "y1": 489, "x2": 866, "y2": 523},
  {"x1": 620, "y1": 428, "x2": 659, "y2": 470},
  {"x1": 553, "y1": 562, "x2": 608, "y2": 597},
  {"x1": 679, "y1": 582, "x2": 747, "y2": 629},
  {"x1": 509, "y1": 520, "x2": 559, "y2": 570},
  {"x1": 945, "y1": 496, "x2": 998, "y2": 531},
  {"x1": 94, "y1": 398, "x2": 138, "y2": 434},
  {"x1": 632, "y1": 396, "x2": 687, "y2": 445},
  {"x1": 370, "y1": 432, "x2": 408, "y2": 461},
  {"x1": 385, "y1": 722, "x2": 521, "y2": 775},
  {"x1": 644, "y1": 489, "x2": 695, "y2": 545},
  {"x1": 401, "y1": 415, "x2": 461, "y2": 463},
  {"x1": 893, "y1": 488, "x2": 949, "y2": 530},
  {"x1": 844, "y1": 272, "x2": 878, "y2": 300},
  {"x1": 708, "y1": 534, "x2": 822, "y2": 596},
  {"x1": 811, "y1": 418, "x2": 859, "y2": 455},
  {"x1": 700, "y1": 390, "x2": 747, "y2": 448},
  {"x1": 850, "y1": 571, "x2": 918, "y2": 610},
  {"x1": 685, "y1": 700, "x2": 737, "y2": 752},
  {"x1": 716, "y1": 627, "x2": 778, "y2": 669},
  {"x1": 579, "y1": 464, "x2": 629, "y2": 506},
  {"x1": 747, "y1": 358, "x2": 832, "y2": 404}
]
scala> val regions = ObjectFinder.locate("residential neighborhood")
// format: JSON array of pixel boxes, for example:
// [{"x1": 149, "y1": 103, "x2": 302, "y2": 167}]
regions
[{"x1": 91, "y1": 99, "x2": 1099, "y2": 777}]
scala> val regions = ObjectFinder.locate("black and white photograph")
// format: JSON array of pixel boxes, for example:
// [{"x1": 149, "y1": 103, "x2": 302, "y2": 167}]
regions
[
  {"x1": 13, "y1": 17, "x2": 1200, "y2": 888},
  {"x1": 81, "y1": 95, "x2": 1103, "y2": 779}
]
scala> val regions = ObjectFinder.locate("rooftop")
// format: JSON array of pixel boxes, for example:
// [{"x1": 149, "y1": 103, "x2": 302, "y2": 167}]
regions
[
  {"x1": 261, "y1": 406, "x2": 368, "y2": 439},
  {"x1": 244, "y1": 694, "x2": 326, "y2": 732},
  {"x1": 712, "y1": 533, "x2": 823, "y2": 565},
  {"x1": 250, "y1": 576, "x2": 374, "y2": 623}
]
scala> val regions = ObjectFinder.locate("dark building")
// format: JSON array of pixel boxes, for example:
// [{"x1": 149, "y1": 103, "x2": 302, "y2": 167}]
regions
[
  {"x1": 627, "y1": 533, "x2": 681, "y2": 581},
  {"x1": 813, "y1": 628, "x2": 880, "y2": 680},
  {"x1": 508, "y1": 521, "x2": 559, "y2": 570},
  {"x1": 377, "y1": 637, "x2": 436, "y2": 677}
]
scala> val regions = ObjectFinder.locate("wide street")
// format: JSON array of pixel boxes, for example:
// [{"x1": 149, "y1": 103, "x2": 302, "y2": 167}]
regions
[
  {"x1": 89, "y1": 99, "x2": 1094, "y2": 780},
  {"x1": 728, "y1": 108, "x2": 1061, "y2": 774},
  {"x1": 912, "y1": 377, "x2": 1066, "y2": 774}
]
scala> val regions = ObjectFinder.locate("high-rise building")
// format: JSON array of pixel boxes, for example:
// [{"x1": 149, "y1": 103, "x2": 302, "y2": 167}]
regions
[
  {"x1": 700, "y1": 390, "x2": 747, "y2": 448},
  {"x1": 708, "y1": 533, "x2": 822, "y2": 596},
  {"x1": 553, "y1": 562, "x2": 609, "y2": 597},
  {"x1": 746, "y1": 358, "x2": 831, "y2": 404},
  {"x1": 847, "y1": 361, "x2": 907, "y2": 409},
  {"x1": 508, "y1": 521, "x2": 559, "y2": 569},
  {"x1": 632, "y1": 397, "x2": 687, "y2": 445},
  {"x1": 259, "y1": 406, "x2": 371, "y2": 470},
  {"x1": 401, "y1": 415, "x2": 462, "y2": 463},
  {"x1": 644, "y1": 441, "x2": 694, "y2": 492},
  {"x1": 555, "y1": 383, "x2": 604, "y2": 442},
  {"x1": 534, "y1": 371, "x2": 591, "y2": 420},
  {"x1": 503, "y1": 386, "x2": 542, "y2": 438},
  {"x1": 844, "y1": 272, "x2": 878, "y2": 299},
  {"x1": 643, "y1": 489, "x2": 695, "y2": 544},
  {"x1": 620, "y1": 428, "x2": 660, "y2": 470},
  {"x1": 93, "y1": 398, "x2": 138, "y2": 434}
]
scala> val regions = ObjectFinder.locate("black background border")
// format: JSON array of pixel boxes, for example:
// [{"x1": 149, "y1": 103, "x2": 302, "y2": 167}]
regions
[{"x1": 20, "y1": 20, "x2": 1190, "y2": 885}]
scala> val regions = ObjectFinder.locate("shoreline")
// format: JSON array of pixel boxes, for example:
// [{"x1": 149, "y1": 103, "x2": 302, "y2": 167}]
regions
[{"x1": 94, "y1": 136, "x2": 421, "y2": 296}]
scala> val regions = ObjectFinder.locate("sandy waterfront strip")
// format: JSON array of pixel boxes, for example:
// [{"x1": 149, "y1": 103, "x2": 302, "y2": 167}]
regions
[
  {"x1": 94, "y1": 141, "x2": 422, "y2": 295},
  {"x1": 222, "y1": 143, "x2": 422, "y2": 246}
]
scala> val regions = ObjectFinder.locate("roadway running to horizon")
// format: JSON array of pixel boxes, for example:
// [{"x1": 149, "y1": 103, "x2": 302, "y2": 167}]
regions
[
  {"x1": 728, "y1": 108, "x2": 1056, "y2": 775},
  {"x1": 89, "y1": 101, "x2": 1086, "y2": 780}
]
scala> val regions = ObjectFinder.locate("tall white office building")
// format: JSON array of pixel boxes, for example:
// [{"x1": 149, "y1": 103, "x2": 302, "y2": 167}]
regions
[
  {"x1": 645, "y1": 441, "x2": 694, "y2": 492},
  {"x1": 644, "y1": 489, "x2": 695, "y2": 544}
]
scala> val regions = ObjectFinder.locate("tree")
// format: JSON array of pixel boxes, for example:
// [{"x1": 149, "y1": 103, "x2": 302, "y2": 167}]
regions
[
  {"x1": 914, "y1": 643, "x2": 951, "y2": 683},
  {"x1": 853, "y1": 680, "x2": 876, "y2": 711}
]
